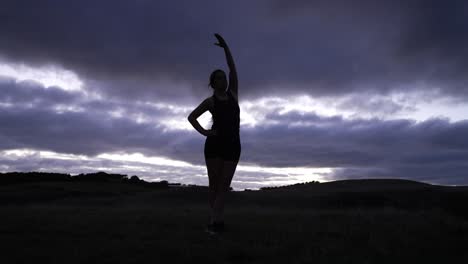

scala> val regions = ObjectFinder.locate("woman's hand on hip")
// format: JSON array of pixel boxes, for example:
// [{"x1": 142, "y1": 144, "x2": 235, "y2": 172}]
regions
[{"x1": 204, "y1": 129, "x2": 217, "y2": 137}]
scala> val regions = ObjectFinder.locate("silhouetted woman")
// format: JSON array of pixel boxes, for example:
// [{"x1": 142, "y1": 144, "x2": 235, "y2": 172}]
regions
[{"x1": 188, "y1": 33, "x2": 240, "y2": 234}]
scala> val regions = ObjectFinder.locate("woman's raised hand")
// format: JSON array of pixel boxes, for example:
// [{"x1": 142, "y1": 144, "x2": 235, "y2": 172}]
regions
[{"x1": 214, "y1": 33, "x2": 227, "y2": 48}]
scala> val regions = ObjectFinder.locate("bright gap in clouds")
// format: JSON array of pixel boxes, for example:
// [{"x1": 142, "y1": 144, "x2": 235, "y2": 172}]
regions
[
  {"x1": 406, "y1": 98, "x2": 468, "y2": 122},
  {"x1": 3, "y1": 60, "x2": 465, "y2": 129},
  {"x1": 162, "y1": 91, "x2": 468, "y2": 132},
  {"x1": 247, "y1": 92, "x2": 468, "y2": 123},
  {"x1": 0, "y1": 61, "x2": 83, "y2": 92},
  {"x1": 97, "y1": 152, "x2": 195, "y2": 168}
]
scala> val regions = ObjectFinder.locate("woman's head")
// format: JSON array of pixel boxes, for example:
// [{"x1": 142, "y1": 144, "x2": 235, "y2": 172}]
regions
[{"x1": 209, "y1": 69, "x2": 227, "y2": 91}]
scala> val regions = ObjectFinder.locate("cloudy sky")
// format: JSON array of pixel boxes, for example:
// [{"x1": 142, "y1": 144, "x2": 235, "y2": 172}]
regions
[{"x1": 1, "y1": 0, "x2": 467, "y2": 190}]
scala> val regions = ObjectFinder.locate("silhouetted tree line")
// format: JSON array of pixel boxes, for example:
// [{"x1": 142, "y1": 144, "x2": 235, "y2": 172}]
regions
[
  {"x1": 0, "y1": 171, "x2": 72, "y2": 184},
  {"x1": 0, "y1": 171, "x2": 169, "y2": 188}
]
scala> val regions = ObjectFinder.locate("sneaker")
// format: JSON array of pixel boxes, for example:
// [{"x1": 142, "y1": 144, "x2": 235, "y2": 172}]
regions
[
  {"x1": 205, "y1": 223, "x2": 217, "y2": 235},
  {"x1": 213, "y1": 221, "x2": 225, "y2": 232},
  {"x1": 205, "y1": 221, "x2": 225, "y2": 234}
]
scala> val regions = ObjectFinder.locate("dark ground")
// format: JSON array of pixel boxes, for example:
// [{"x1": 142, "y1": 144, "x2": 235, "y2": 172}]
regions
[{"x1": 1, "y1": 173, "x2": 468, "y2": 263}]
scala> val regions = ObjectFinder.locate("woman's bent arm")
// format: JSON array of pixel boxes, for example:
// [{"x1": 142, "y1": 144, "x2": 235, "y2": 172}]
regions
[{"x1": 188, "y1": 98, "x2": 216, "y2": 137}]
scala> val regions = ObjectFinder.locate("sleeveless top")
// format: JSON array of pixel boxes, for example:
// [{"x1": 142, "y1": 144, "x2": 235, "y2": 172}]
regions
[{"x1": 210, "y1": 90, "x2": 240, "y2": 140}]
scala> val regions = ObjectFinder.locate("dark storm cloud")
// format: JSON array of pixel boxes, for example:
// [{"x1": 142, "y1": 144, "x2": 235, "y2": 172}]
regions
[
  {"x1": 241, "y1": 111, "x2": 468, "y2": 184},
  {"x1": 1, "y1": 0, "x2": 467, "y2": 101},
  {"x1": 269, "y1": 0, "x2": 468, "y2": 97},
  {"x1": 335, "y1": 94, "x2": 416, "y2": 116},
  {"x1": 0, "y1": 98, "x2": 205, "y2": 163},
  {"x1": 396, "y1": 0, "x2": 468, "y2": 66},
  {"x1": 0, "y1": 77, "x2": 185, "y2": 119},
  {"x1": 392, "y1": 0, "x2": 468, "y2": 99},
  {"x1": 0, "y1": 79, "x2": 203, "y2": 162},
  {"x1": 0, "y1": 77, "x2": 77, "y2": 106},
  {"x1": 0, "y1": 0, "x2": 256, "y2": 101}
]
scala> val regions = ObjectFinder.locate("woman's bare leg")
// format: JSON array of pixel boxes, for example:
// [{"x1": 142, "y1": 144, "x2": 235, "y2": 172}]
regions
[
  {"x1": 205, "y1": 157, "x2": 223, "y2": 222},
  {"x1": 212, "y1": 160, "x2": 239, "y2": 223}
]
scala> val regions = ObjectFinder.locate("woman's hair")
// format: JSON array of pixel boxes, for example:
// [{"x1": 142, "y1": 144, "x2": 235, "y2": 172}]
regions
[{"x1": 209, "y1": 69, "x2": 225, "y2": 88}]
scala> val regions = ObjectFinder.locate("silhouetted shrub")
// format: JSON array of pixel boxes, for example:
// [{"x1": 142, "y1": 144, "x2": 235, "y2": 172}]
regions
[
  {"x1": 72, "y1": 171, "x2": 127, "y2": 182},
  {"x1": 128, "y1": 175, "x2": 141, "y2": 183},
  {"x1": 150, "y1": 180, "x2": 169, "y2": 188}
]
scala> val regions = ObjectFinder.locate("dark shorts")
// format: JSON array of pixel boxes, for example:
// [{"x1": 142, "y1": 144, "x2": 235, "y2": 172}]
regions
[{"x1": 204, "y1": 136, "x2": 241, "y2": 161}]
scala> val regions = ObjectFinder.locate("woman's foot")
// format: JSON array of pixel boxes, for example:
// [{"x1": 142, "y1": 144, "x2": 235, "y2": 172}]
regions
[{"x1": 205, "y1": 221, "x2": 225, "y2": 234}]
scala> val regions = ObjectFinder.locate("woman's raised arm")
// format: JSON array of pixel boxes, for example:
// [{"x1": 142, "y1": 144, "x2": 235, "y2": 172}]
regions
[{"x1": 214, "y1": 33, "x2": 238, "y2": 97}]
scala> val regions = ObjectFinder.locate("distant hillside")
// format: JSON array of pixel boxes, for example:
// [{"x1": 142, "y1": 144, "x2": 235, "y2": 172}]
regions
[
  {"x1": 260, "y1": 178, "x2": 441, "y2": 193},
  {"x1": 253, "y1": 178, "x2": 468, "y2": 220}
]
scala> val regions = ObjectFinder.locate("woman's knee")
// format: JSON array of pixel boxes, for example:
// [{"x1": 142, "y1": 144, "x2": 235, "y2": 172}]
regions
[
  {"x1": 222, "y1": 161, "x2": 238, "y2": 186},
  {"x1": 206, "y1": 158, "x2": 223, "y2": 187}
]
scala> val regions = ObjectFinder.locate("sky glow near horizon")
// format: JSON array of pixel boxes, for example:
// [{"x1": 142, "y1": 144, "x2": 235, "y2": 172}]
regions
[{"x1": 0, "y1": 148, "x2": 330, "y2": 190}]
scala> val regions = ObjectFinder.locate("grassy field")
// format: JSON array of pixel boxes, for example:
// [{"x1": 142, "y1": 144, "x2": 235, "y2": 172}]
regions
[{"x1": 1, "y1": 179, "x2": 468, "y2": 263}]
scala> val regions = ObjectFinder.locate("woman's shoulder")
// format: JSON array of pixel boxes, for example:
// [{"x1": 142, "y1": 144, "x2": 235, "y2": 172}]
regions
[
  {"x1": 204, "y1": 96, "x2": 215, "y2": 111},
  {"x1": 228, "y1": 89, "x2": 238, "y2": 103}
]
